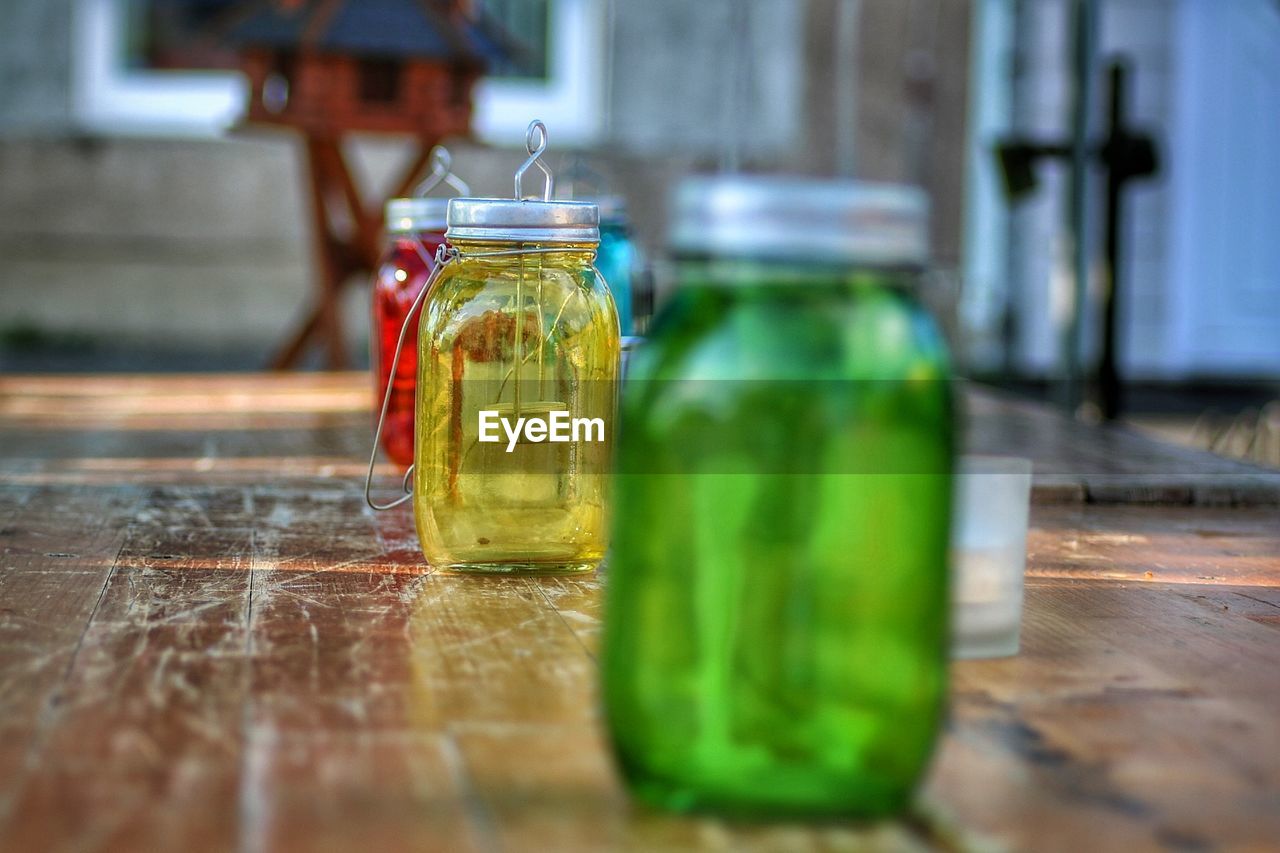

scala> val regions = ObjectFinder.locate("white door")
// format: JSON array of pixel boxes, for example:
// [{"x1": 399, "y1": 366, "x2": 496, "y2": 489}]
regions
[{"x1": 1167, "y1": 0, "x2": 1280, "y2": 376}]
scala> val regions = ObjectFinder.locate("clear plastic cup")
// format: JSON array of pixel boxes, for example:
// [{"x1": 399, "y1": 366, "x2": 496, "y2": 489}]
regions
[{"x1": 950, "y1": 456, "x2": 1033, "y2": 659}]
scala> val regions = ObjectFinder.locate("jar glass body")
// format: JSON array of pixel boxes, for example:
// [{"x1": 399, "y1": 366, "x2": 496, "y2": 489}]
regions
[
  {"x1": 601, "y1": 257, "x2": 954, "y2": 817},
  {"x1": 373, "y1": 229, "x2": 447, "y2": 467},
  {"x1": 413, "y1": 240, "x2": 620, "y2": 573},
  {"x1": 597, "y1": 219, "x2": 636, "y2": 335}
]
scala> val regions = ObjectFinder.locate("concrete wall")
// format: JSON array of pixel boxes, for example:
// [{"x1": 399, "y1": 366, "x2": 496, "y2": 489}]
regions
[
  {"x1": 0, "y1": 0, "x2": 75, "y2": 134},
  {"x1": 607, "y1": 0, "x2": 802, "y2": 159},
  {"x1": 851, "y1": 0, "x2": 972, "y2": 265},
  {"x1": 0, "y1": 135, "x2": 312, "y2": 352}
]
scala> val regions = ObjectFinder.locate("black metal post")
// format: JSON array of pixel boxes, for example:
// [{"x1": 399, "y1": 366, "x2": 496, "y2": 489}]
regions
[
  {"x1": 1098, "y1": 63, "x2": 1126, "y2": 420},
  {"x1": 1064, "y1": 0, "x2": 1098, "y2": 414}
]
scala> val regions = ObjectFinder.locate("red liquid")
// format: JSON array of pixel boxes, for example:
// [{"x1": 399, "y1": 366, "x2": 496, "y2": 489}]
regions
[{"x1": 373, "y1": 232, "x2": 447, "y2": 467}]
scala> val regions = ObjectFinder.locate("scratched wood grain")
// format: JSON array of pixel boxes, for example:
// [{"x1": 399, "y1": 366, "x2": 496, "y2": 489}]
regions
[
  {"x1": 2, "y1": 516, "x2": 254, "y2": 850},
  {"x1": 0, "y1": 374, "x2": 1278, "y2": 852},
  {"x1": 0, "y1": 486, "x2": 141, "y2": 824}
]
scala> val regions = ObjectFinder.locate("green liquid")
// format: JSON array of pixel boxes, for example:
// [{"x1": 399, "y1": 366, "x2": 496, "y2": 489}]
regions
[{"x1": 601, "y1": 263, "x2": 954, "y2": 817}]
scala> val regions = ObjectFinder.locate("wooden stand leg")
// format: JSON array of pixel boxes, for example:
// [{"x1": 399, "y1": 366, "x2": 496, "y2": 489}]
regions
[
  {"x1": 270, "y1": 136, "x2": 349, "y2": 369},
  {"x1": 268, "y1": 135, "x2": 436, "y2": 370},
  {"x1": 312, "y1": 139, "x2": 350, "y2": 370}
]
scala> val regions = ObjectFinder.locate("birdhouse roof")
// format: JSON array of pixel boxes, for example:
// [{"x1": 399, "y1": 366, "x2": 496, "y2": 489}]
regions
[{"x1": 228, "y1": 0, "x2": 513, "y2": 65}]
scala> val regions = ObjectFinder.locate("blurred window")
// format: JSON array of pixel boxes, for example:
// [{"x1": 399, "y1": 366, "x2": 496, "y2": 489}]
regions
[
  {"x1": 74, "y1": 0, "x2": 245, "y2": 135},
  {"x1": 484, "y1": 0, "x2": 552, "y2": 81},
  {"x1": 74, "y1": 0, "x2": 604, "y2": 143},
  {"x1": 471, "y1": 0, "x2": 605, "y2": 144}
]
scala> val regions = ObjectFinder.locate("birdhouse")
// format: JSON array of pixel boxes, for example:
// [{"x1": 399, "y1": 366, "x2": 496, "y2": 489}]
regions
[
  {"x1": 214, "y1": 0, "x2": 516, "y2": 368},
  {"x1": 231, "y1": 0, "x2": 512, "y2": 136}
]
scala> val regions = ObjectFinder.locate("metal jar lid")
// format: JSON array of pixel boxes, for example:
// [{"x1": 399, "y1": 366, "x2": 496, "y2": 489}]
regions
[
  {"x1": 669, "y1": 176, "x2": 929, "y2": 267},
  {"x1": 575, "y1": 194, "x2": 628, "y2": 225},
  {"x1": 385, "y1": 197, "x2": 450, "y2": 234},
  {"x1": 446, "y1": 198, "x2": 600, "y2": 244}
]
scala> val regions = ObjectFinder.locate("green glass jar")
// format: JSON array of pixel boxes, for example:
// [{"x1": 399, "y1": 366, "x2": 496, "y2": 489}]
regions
[
  {"x1": 601, "y1": 177, "x2": 954, "y2": 817},
  {"x1": 413, "y1": 199, "x2": 620, "y2": 574}
]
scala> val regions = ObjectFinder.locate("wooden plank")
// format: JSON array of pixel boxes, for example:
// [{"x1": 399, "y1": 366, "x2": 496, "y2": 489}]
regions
[
  {"x1": 236, "y1": 730, "x2": 485, "y2": 853},
  {"x1": 451, "y1": 723, "x2": 957, "y2": 852},
  {"x1": 1030, "y1": 504, "x2": 1280, "y2": 587},
  {"x1": 4, "y1": 458, "x2": 376, "y2": 489},
  {"x1": 532, "y1": 573, "x2": 606, "y2": 659},
  {"x1": 0, "y1": 372, "x2": 370, "y2": 425},
  {"x1": 0, "y1": 374, "x2": 370, "y2": 478},
  {"x1": 0, "y1": 486, "x2": 140, "y2": 826},
  {"x1": 240, "y1": 500, "x2": 599, "y2": 846},
  {"x1": 7, "y1": 374, "x2": 1279, "y2": 502},
  {"x1": 241, "y1": 510, "x2": 485, "y2": 853},
  {"x1": 1, "y1": 374, "x2": 1278, "y2": 850},
  {"x1": 931, "y1": 576, "x2": 1280, "y2": 852},
  {"x1": 247, "y1": 526, "x2": 431, "y2": 734},
  {"x1": 396, "y1": 574, "x2": 600, "y2": 730},
  {"x1": 0, "y1": 517, "x2": 252, "y2": 851},
  {"x1": 449, "y1": 722, "x2": 624, "y2": 853},
  {"x1": 967, "y1": 388, "x2": 1280, "y2": 506}
]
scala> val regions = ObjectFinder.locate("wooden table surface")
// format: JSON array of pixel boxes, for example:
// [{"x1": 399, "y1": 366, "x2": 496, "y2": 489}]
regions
[{"x1": 1, "y1": 373, "x2": 1277, "y2": 852}]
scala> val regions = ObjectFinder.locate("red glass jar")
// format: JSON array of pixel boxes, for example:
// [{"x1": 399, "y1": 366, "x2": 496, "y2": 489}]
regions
[{"x1": 372, "y1": 198, "x2": 449, "y2": 467}]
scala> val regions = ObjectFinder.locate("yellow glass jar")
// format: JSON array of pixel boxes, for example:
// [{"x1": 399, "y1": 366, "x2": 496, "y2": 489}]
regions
[{"x1": 413, "y1": 199, "x2": 620, "y2": 574}]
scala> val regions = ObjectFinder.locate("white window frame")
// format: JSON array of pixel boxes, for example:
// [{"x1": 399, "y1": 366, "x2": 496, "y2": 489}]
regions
[
  {"x1": 72, "y1": 0, "x2": 606, "y2": 144},
  {"x1": 472, "y1": 0, "x2": 606, "y2": 146},
  {"x1": 959, "y1": 0, "x2": 1016, "y2": 373},
  {"x1": 73, "y1": 0, "x2": 246, "y2": 136}
]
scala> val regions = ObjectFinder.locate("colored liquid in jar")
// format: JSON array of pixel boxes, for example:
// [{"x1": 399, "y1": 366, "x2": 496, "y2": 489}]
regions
[
  {"x1": 413, "y1": 242, "x2": 619, "y2": 573},
  {"x1": 373, "y1": 232, "x2": 446, "y2": 467}
]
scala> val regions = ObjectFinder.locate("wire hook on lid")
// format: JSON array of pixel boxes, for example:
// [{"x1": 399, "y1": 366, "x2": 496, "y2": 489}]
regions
[
  {"x1": 416, "y1": 146, "x2": 471, "y2": 198},
  {"x1": 514, "y1": 120, "x2": 554, "y2": 202}
]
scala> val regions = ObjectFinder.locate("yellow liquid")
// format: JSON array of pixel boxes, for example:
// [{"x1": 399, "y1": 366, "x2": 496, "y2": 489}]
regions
[{"x1": 413, "y1": 241, "x2": 619, "y2": 573}]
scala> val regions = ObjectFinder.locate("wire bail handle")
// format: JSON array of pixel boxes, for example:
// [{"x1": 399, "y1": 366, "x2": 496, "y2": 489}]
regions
[
  {"x1": 365, "y1": 242, "x2": 455, "y2": 511},
  {"x1": 415, "y1": 146, "x2": 471, "y2": 198},
  {"x1": 514, "y1": 120, "x2": 554, "y2": 201}
]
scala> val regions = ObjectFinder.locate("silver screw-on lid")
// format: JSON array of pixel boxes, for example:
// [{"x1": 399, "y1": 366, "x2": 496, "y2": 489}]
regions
[
  {"x1": 572, "y1": 194, "x2": 628, "y2": 224},
  {"x1": 446, "y1": 198, "x2": 600, "y2": 244},
  {"x1": 670, "y1": 176, "x2": 929, "y2": 267},
  {"x1": 385, "y1": 198, "x2": 450, "y2": 234}
]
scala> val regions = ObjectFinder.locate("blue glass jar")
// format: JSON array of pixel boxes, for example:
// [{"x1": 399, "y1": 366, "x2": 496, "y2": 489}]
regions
[{"x1": 591, "y1": 196, "x2": 637, "y2": 336}]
